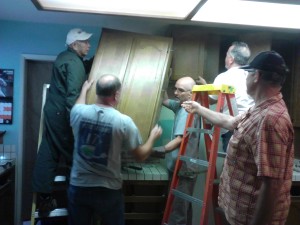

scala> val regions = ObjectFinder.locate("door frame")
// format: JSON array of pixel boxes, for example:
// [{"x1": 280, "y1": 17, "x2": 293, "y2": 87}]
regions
[{"x1": 16, "y1": 54, "x2": 56, "y2": 225}]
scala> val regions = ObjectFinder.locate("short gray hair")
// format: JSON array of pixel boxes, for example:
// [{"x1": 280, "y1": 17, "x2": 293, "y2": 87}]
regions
[{"x1": 229, "y1": 41, "x2": 251, "y2": 66}]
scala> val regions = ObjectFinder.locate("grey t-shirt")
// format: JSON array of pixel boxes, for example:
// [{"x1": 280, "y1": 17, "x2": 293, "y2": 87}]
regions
[
  {"x1": 165, "y1": 100, "x2": 188, "y2": 172},
  {"x1": 70, "y1": 104, "x2": 142, "y2": 189}
]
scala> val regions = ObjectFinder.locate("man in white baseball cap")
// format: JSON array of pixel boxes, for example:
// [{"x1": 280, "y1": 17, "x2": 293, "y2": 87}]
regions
[
  {"x1": 32, "y1": 27, "x2": 94, "y2": 217},
  {"x1": 66, "y1": 28, "x2": 93, "y2": 45}
]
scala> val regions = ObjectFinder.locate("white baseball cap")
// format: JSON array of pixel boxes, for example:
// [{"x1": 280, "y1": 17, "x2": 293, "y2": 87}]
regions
[{"x1": 66, "y1": 28, "x2": 92, "y2": 45}]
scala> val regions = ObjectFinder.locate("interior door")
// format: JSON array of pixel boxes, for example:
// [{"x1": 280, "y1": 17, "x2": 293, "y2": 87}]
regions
[{"x1": 22, "y1": 60, "x2": 53, "y2": 220}]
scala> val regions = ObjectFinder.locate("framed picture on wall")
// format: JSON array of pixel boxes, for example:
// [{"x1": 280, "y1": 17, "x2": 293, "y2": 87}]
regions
[
  {"x1": 0, "y1": 69, "x2": 14, "y2": 98},
  {"x1": 0, "y1": 69, "x2": 14, "y2": 124},
  {"x1": 0, "y1": 97, "x2": 13, "y2": 124}
]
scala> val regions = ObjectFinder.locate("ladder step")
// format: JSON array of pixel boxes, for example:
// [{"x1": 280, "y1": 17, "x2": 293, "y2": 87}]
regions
[
  {"x1": 186, "y1": 127, "x2": 214, "y2": 134},
  {"x1": 171, "y1": 189, "x2": 203, "y2": 206},
  {"x1": 217, "y1": 151, "x2": 227, "y2": 158},
  {"x1": 162, "y1": 89, "x2": 237, "y2": 225},
  {"x1": 34, "y1": 208, "x2": 68, "y2": 219},
  {"x1": 179, "y1": 155, "x2": 209, "y2": 168}
]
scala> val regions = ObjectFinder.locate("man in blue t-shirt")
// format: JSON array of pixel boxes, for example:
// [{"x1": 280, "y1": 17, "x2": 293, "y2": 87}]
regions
[{"x1": 68, "y1": 75, "x2": 162, "y2": 225}]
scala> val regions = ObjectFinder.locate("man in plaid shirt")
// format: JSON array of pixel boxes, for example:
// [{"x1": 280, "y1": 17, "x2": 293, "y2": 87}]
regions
[{"x1": 182, "y1": 51, "x2": 294, "y2": 225}]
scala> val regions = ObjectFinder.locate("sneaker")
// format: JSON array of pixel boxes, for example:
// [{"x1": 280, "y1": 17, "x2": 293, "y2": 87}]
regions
[{"x1": 38, "y1": 196, "x2": 57, "y2": 217}]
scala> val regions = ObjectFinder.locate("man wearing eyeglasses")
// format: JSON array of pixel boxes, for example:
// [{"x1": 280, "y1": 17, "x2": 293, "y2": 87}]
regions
[
  {"x1": 32, "y1": 28, "x2": 94, "y2": 217},
  {"x1": 182, "y1": 51, "x2": 294, "y2": 225}
]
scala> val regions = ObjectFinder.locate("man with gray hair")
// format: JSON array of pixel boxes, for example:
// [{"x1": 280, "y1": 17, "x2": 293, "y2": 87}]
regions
[
  {"x1": 197, "y1": 41, "x2": 254, "y2": 152},
  {"x1": 32, "y1": 28, "x2": 94, "y2": 216}
]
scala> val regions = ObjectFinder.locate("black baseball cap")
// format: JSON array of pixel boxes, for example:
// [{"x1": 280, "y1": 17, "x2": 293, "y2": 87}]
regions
[{"x1": 240, "y1": 51, "x2": 289, "y2": 75}]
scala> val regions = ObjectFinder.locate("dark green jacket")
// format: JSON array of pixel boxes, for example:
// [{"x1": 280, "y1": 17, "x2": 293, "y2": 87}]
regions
[{"x1": 45, "y1": 48, "x2": 89, "y2": 119}]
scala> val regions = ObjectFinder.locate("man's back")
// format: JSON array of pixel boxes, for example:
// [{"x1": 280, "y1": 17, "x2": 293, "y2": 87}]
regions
[
  {"x1": 70, "y1": 104, "x2": 142, "y2": 189},
  {"x1": 48, "y1": 49, "x2": 87, "y2": 111},
  {"x1": 212, "y1": 67, "x2": 254, "y2": 115}
]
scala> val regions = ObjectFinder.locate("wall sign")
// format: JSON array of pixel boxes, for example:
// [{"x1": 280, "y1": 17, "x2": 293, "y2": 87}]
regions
[{"x1": 0, "y1": 69, "x2": 14, "y2": 124}]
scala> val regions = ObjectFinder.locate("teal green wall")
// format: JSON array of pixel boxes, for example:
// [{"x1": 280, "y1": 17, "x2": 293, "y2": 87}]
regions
[
  {"x1": 155, "y1": 106, "x2": 174, "y2": 146},
  {"x1": 0, "y1": 19, "x2": 171, "y2": 149}
]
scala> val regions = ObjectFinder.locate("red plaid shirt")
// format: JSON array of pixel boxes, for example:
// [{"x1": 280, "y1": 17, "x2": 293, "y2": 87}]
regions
[{"x1": 218, "y1": 93, "x2": 294, "y2": 225}]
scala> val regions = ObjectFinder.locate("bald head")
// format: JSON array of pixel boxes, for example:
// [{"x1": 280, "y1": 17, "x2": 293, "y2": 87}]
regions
[
  {"x1": 176, "y1": 76, "x2": 196, "y2": 91},
  {"x1": 174, "y1": 76, "x2": 196, "y2": 103},
  {"x1": 96, "y1": 74, "x2": 121, "y2": 97}
]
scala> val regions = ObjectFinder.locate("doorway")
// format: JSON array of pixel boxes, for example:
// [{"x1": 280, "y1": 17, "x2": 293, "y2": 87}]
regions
[{"x1": 21, "y1": 58, "x2": 53, "y2": 221}]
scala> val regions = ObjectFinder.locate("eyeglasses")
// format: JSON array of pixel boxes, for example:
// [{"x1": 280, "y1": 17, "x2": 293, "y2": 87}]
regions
[
  {"x1": 174, "y1": 87, "x2": 190, "y2": 93},
  {"x1": 246, "y1": 69, "x2": 257, "y2": 75}
]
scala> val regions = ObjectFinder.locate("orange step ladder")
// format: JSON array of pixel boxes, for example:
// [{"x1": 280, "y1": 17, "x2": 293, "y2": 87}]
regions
[{"x1": 162, "y1": 84, "x2": 237, "y2": 225}]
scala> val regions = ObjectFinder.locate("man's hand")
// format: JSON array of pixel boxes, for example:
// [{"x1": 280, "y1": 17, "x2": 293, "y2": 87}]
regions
[
  {"x1": 150, "y1": 146, "x2": 166, "y2": 158},
  {"x1": 195, "y1": 75, "x2": 207, "y2": 85},
  {"x1": 82, "y1": 79, "x2": 94, "y2": 92},
  {"x1": 149, "y1": 124, "x2": 163, "y2": 140},
  {"x1": 181, "y1": 101, "x2": 201, "y2": 114},
  {"x1": 75, "y1": 79, "x2": 94, "y2": 105}
]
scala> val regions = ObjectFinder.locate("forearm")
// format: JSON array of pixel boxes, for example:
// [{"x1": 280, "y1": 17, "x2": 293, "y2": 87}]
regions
[
  {"x1": 75, "y1": 80, "x2": 93, "y2": 105},
  {"x1": 75, "y1": 89, "x2": 87, "y2": 104},
  {"x1": 133, "y1": 137, "x2": 157, "y2": 161},
  {"x1": 164, "y1": 136, "x2": 182, "y2": 153},
  {"x1": 250, "y1": 177, "x2": 278, "y2": 225},
  {"x1": 196, "y1": 105, "x2": 234, "y2": 130},
  {"x1": 162, "y1": 91, "x2": 169, "y2": 107}
]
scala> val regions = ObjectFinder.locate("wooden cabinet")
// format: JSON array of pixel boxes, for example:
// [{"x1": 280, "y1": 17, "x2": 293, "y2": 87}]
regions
[
  {"x1": 171, "y1": 27, "x2": 207, "y2": 81},
  {"x1": 121, "y1": 163, "x2": 169, "y2": 225},
  {"x1": 290, "y1": 45, "x2": 300, "y2": 127},
  {"x1": 170, "y1": 26, "x2": 272, "y2": 83},
  {"x1": 123, "y1": 180, "x2": 168, "y2": 225},
  {"x1": 87, "y1": 28, "x2": 173, "y2": 142},
  {"x1": 286, "y1": 181, "x2": 300, "y2": 225}
]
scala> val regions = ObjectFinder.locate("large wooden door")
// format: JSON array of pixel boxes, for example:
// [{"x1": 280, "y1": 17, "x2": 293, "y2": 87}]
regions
[{"x1": 87, "y1": 29, "x2": 173, "y2": 141}]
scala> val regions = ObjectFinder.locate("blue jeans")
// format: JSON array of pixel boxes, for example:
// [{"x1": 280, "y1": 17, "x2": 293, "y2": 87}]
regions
[{"x1": 68, "y1": 184, "x2": 124, "y2": 225}]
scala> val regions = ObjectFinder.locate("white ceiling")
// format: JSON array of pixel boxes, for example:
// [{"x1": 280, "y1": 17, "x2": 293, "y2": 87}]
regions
[{"x1": 1, "y1": 0, "x2": 300, "y2": 31}]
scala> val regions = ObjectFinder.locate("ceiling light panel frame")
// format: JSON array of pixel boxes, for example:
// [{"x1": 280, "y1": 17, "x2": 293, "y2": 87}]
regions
[{"x1": 32, "y1": 0, "x2": 203, "y2": 19}]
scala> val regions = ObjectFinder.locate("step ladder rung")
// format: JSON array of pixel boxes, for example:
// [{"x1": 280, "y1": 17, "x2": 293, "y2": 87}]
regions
[
  {"x1": 34, "y1": 208, "x2": 68, "y2": 219},
  {"x1": 171, "y1": 189, "x2": 203, "y2": 206},
  {"x1": 179, "y1": 155, "x2": 209, "y2": 168},
  {"x1": 162, "y1": 86, "x2": 237, "y2": 225},
  {"x1": 217, "y1": 151, "x2": 227, "y2": 158},
  {"x1": 186, "y1": 127, "x2": 214, "y2": 134},
  {"x1": 213, "y1": 179, "x2": 220, "y2": 184}
]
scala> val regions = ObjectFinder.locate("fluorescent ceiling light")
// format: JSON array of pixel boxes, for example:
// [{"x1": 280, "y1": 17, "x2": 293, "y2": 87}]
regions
[
  {"x1": 32, "y1": 0, "x2": 300, "y2": 30},
  {"x1": 33, "y1": 0, "x2": 203, "y2": 19},
  {"x1": 192, "y1": 0, "x2": 300, "y2": 29}
]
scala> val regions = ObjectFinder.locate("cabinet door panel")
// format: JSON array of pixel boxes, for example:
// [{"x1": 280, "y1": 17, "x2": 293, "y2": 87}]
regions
[
  {"x1": 119, "y1": 37, "x2": 172, "y2": 140},
  {"x1": 171, "y1": 26, "x2": 207, "y2": 81},
  {"x1": 86, "y1": 30, "x2": 133, "y2": 104},
  {"x1": 87, "y1": 29, "x2": 172, "y2": 141}
]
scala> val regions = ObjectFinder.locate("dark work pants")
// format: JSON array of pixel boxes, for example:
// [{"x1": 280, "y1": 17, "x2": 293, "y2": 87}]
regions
[
  {"x1": 68, "y1": 185, "x2": 125, "y2": 225},
  {"x1": 32, "y1": 106, "x2": 74, "y2": 194}
]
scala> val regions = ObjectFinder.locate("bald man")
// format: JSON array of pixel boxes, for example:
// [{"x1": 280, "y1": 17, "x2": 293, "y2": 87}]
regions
[{"x1": 152, "y1": 76, "x2": 197, "y2": 225}]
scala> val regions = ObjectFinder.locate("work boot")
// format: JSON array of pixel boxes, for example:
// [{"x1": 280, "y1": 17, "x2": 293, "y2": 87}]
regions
[{"x1": 38, "y1": 196, "x2": 57, "y2": 217}]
